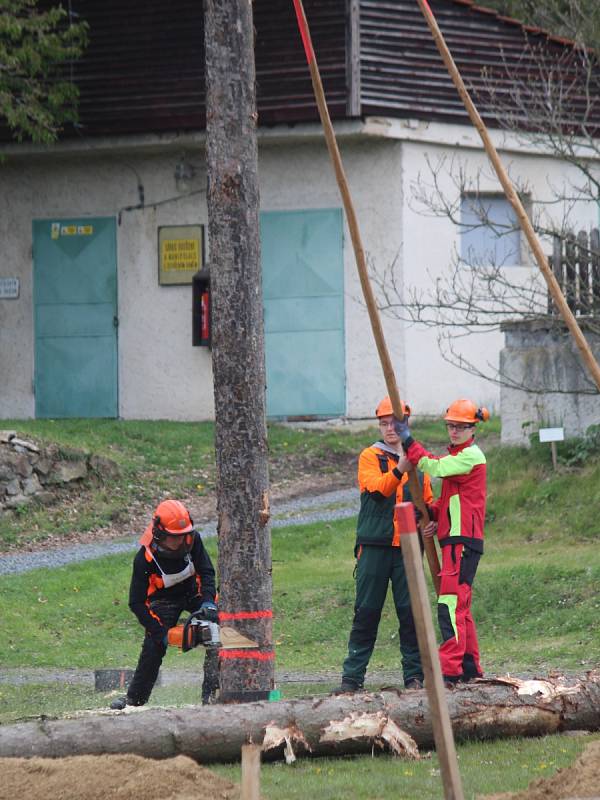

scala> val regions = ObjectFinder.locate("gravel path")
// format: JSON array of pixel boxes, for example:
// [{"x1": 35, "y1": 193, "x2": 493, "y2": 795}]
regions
[
  {"x1": 0, "y1": 488, "x2": 359, "y2": 576},
  {"x1": 0, "y1": 666, "x2": 398, "y2": 688}
]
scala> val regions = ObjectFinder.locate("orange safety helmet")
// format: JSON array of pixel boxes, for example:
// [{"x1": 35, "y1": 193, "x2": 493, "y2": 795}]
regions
[
  {"x1": 151, "y1": 499, "x2": 194, "y2": 559},
  {"x1": 444, "y1": 399, "x2": 490, "y2": 425},
  {"x1": 375, "y1": 395, "x2": 411, "y2": 419}
]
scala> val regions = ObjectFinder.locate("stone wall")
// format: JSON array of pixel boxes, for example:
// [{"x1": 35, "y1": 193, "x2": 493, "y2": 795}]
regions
[
  {"x1": 0, "y1": 431, "x2": 119, "y2": 512},
  {"x1": 499, "y1": 318, "x2": 600, "y2": 445}
]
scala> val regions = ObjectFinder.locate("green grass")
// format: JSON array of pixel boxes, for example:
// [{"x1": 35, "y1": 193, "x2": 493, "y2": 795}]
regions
[
  {"x1": 0, "y1": 415, "x2": 500, "y2": 550},
  {"x1": 2, "y1": 508, "x2": 600, "y2": 675},
  {"x1": 1, "y1": 416, "x2": 599, "y2": 799},
  {"x1": 212, "y1": 733, "x2": 600, "y2": 800},
  {"x1": 0, "y1": 418, "x2": 375, "y2": 550}
]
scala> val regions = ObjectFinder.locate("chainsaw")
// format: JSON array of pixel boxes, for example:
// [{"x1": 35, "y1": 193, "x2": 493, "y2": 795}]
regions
[{"x1": 167, "y1": 610, "x2": 259, "y2": 652}]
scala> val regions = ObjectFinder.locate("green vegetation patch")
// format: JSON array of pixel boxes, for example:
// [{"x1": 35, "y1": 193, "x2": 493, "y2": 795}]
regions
[{"x1": 211, "y1": 734, "x2": 600, "y2": 800}]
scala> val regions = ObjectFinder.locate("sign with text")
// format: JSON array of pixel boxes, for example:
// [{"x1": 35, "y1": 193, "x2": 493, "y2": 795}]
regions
[
  {"x1": 158, "y1": 225, "x2": 204, "y2": 285},
  {"x1": 0, "y1": 277, "x2": 19, "y2": 299}
]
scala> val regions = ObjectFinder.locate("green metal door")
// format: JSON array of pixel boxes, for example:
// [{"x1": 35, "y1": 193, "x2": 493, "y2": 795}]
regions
[
  {"x1": 261, "y1": 209, "x2": 345, "y2": 418},
  {"x1": 33, "y1": 217, "x2": 118, "y2": 418}
]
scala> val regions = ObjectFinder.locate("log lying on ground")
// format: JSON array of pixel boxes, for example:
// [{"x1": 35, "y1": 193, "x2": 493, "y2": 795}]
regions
[{"x1": 1, "y1": 673, "x2": 599, "y2": 764}]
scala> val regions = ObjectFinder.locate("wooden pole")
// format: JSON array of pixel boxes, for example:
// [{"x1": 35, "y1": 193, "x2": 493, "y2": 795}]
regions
[
  {"x1": 395, "y1": 502, "x2": 465, "y2": 800},
  {"x1": 415, "y1": 0, "x2": 600, "y2": 392},
  {"x1": 292, "y1": 0, "x2": 441, "y2": 594},
  {"x1": 241, "y1": 743, "x2": 261, "y2": 800}
]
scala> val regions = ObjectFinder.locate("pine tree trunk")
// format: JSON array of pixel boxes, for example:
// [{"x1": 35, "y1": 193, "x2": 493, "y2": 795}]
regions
[
  {"x1": 1, "y1": 675, "x2": 599, "y2": 763},
  {"x1": 204, "y1": 0, "x2": 273, "y2": 702}
]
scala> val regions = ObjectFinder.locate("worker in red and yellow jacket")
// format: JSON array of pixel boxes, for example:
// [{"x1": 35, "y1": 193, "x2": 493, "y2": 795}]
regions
[
  {"x1": 333, "y1": 397, "x2": 433, "y2": 694},
  {"x1": 109, "y1": 499, "x2": 217, "y2": 710},
  {"x1": 396, "y1": 399, "x2": 489, "y2": 688}
]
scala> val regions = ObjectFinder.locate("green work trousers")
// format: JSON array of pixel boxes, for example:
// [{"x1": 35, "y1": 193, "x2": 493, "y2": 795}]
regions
[{"x1": 342, "y1": 545, "x2": 423, "y2": 687}]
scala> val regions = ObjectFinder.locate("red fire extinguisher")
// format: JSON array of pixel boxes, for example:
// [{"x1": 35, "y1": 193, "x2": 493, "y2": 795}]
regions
[{"x1": 192, "y1": 269, "x2": 211, "y2": 347}]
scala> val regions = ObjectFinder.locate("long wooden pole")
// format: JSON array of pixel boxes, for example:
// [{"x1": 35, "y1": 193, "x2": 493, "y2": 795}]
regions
[
  {"x1": 241, "y1": 743, "x2": 261, "y2": 800},
  {"x1": 396, "y1": 502, "x2": 464, "y2": 800},
  {"x1": 292, "y1": 0, "x2": 441, "y2": 594},
  {"x1": 416, "y1": 0, "x2": 600, "y2": 392}
]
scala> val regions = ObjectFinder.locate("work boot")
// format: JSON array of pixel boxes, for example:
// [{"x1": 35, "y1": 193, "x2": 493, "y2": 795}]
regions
[
  {"x1": 404, "y1": 677, "x2": 424, "y2": 690},
  {"x1": 109, "y1": 695, "x2": 145, "y2": 710},
  {"x1": 331, "y1": 679, "x2": 363, "y2": 695},
  {"x1": 443, "y1": 676, "x2": 459, "y2": 690}
]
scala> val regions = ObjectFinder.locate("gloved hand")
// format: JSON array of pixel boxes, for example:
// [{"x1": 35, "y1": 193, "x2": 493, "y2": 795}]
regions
[
  {"x1": 394, "y1": 414, "x2": 411, "y2": 443},
  {"x1": 415, "y1": 503, "x2": 434, "y2": 524},
  {"x1": 199, "y1": 601, "x2": 218, "y2": 623}
]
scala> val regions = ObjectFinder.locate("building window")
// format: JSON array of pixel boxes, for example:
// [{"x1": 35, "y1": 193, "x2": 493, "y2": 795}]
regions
[{"x1": 460, "y1": 194, "x2": 521, "y2": 266}]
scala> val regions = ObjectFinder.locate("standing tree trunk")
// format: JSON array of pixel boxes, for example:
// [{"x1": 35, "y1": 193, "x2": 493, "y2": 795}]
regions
[{"x1": 204, "y1": 0, "x2": 273, "y2": 702}]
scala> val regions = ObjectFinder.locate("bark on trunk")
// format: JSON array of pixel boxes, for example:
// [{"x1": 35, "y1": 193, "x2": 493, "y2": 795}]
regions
[
  {"x1": 204, "y1": 0, "x2": 273, "y2": 701},
  {"x1": 1, "y1": 674, "x2": 599, "y2": 763}
]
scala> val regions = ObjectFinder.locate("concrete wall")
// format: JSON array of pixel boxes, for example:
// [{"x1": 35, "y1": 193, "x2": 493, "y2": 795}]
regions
[{"x1": 500, "y1": 319, "x2": 600, "y2": 445}]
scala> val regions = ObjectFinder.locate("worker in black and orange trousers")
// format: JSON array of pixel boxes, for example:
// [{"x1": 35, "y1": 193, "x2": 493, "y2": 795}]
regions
[
  {"x1": 396, "y1": 398, "x2": 489, "y2": 689},
  {"x1": 109, "y1": 499, "x2": 218, "y2": 710},
  {"x1": 333, "y1": 397, "x2": 433, "y2": 694}
]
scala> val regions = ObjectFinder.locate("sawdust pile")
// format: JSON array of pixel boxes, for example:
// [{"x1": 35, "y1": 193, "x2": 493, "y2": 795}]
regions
[
  {"x1": 481, "y1": 740, "x2": 600, "y2": 800},
  {"x1": 0, "y1": 753, "x2": 243, "y2": 800}
]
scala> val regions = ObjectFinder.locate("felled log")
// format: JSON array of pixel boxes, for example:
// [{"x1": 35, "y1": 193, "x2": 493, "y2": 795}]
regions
[{"x1": 1, "y1": 673, "x2": 599, "y2": 764}]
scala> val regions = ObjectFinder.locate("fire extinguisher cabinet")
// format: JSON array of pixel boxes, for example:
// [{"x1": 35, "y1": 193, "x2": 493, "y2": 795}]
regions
[{"x1": 192, "y1": 268, "x2": 211, "y2": 347}]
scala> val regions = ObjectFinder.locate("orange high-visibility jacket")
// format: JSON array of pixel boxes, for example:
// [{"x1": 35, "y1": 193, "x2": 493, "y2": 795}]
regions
[{"x1": 357, "y1": 445, "x2": 433, "y2": 547}]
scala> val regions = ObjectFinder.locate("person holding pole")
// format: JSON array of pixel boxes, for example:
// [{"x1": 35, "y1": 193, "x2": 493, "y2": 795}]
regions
[
  {"x1": 396, "y1": 399, "x2": 489, "y2": 688},
  {"x1": 333, "y1": 397, "x2": 433, "y2": 694}
]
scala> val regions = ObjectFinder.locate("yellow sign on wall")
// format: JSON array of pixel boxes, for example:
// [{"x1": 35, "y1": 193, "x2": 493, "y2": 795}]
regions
[{"x1": 158, "y1": 225, "x2": 204, "y2": 285}]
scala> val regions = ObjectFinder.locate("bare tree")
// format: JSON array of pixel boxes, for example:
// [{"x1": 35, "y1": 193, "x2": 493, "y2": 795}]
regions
[
  {"x1": 204, "y1": 0, "x2": 274, "y2": 702},
  {"x1": 371, "y1": 4, "x2": 600, "y2": 395}
]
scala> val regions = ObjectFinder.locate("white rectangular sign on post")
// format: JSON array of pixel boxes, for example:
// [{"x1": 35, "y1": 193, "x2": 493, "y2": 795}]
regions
[{"x1": 538, "y1": 427, "x2": 565, "y2": 443}]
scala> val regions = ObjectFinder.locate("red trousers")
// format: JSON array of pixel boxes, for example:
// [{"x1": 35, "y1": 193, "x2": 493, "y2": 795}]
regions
[{"x1": 437, "y1": 543, "x2": 483, "y2": 681}]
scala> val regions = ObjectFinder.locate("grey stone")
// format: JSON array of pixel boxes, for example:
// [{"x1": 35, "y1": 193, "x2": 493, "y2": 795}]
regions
[
  {"x1": 47, "y1": 460, "x2": 89, "y2": 484},
  {"x1": 33, "y1": 491, "x2": 55, "y2": 506},
  {"x1": 89, "y1": 454, "x2": 120, "y2": 479},
  {"x1": 11, "y1": 438, "x2": 40, "y2": 453},
  {"x1": 5, "y1": 478, "x2": 21, "y2": 496},
  {"x1": 34, "y1": 458, "x2": 52, "y2": 477},
  {"x1": 4, "y1": 494, "x2": 31, "y2": 509},
  {"x1": 13, "y1": 453, "x2": 33, "y2": 478},
  {"x1": 23, "y1": 474, "x2": 42, "y2": 495},
  {"x1": 0, "y1": 463, "x2": 13, "y2": 481}
]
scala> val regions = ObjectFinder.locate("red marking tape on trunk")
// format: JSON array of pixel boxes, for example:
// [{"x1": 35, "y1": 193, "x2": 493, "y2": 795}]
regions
[
  {"x1": 219, "y1": 649, "x2": 275, "y2": 661},
  {"x1": 219, "y1": 610, "x2": 273, "y2": 621},
  {"x1": 292, "y1": 0, "x2": 314, "y2": 64}
]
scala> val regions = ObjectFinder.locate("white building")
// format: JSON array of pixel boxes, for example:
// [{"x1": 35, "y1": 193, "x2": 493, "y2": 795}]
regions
[{"x1": 1, "y1": 0, "x2": 598, "y2": 422}]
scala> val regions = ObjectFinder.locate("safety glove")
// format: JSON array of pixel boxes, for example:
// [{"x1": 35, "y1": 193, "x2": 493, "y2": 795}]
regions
[
  {"x1": 198, "y1": 600, "x2": 218, "y2": 623},
  {"x1": 394, "y1": 414, "x2": 411, "y2": 443}
]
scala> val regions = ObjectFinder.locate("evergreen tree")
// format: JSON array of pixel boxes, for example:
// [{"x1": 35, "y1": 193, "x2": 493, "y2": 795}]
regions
[{"x1": 0, "y1": 0, "x2": 87, "y2": 142}]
